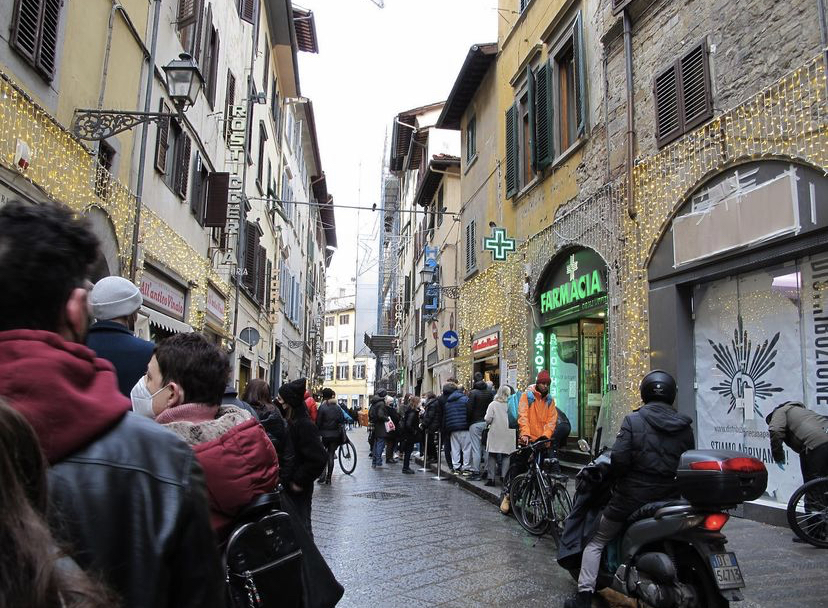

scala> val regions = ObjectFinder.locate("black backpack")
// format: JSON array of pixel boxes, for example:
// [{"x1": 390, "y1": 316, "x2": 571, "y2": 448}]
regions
[{"x1": 224, "y1": 494, "x2": 304, "y2": 608}]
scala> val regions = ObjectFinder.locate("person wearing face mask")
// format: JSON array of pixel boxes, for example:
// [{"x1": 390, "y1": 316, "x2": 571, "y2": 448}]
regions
[
  {"x1": 146, "y1": 332, "x2": 279, "y2": 539},
  {"x1": 85, "y1": 276, "x2": 154, "y2": 397},
  {"x1": 0, "y1": 200, "x2": 224, "y2": 608}
]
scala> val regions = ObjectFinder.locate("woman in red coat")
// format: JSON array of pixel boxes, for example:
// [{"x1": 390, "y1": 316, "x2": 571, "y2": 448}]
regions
[{"x1": 145, "y1": 333, "x2": 279, "y2": 540}]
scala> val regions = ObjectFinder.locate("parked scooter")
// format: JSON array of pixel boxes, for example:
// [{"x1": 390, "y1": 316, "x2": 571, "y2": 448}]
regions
[{"x1": 557, "y1": 440, "x2": 767, "y2": 608}]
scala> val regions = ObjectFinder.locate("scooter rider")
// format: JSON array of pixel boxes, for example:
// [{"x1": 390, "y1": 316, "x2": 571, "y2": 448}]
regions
[{"x1": 564, "y1": 370, "x2": 695, "y2": 608}]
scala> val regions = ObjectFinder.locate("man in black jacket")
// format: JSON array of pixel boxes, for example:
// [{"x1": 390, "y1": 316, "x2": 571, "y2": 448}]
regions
[
  {"x1": 316, "y1": 387, "x2": 345, "y2": 484},
  {"x1": 467, "y1": 373, "x2": 494, "y2": 480},
  {"x1": 368, "y1": 389, "x2": 389, "y2": 467},
  {"x1": 420, "y1": 391, "x2": 440, "y2": 460},
  {"x1": 565, "y1": 370, "x2": 695, "y2": 608},
  {"x1": 0, "y1": 201, "x2": 223, "y2": 608}
]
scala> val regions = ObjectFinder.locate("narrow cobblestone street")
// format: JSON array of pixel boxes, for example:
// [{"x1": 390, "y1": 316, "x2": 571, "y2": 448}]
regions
[{"x1": 313, "y1": 428, "x2": 828, "y2": 608}]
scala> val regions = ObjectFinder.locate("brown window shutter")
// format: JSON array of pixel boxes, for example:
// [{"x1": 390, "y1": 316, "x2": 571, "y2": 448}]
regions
[
  {"x1": 155, "y1": 99, "x2": 171, "y2": 173},
  {"x1": 680, "y1": 39, "x2": 713, "y2": 132},
  {"x1": 191, "y1": 0, "x2": 204, "y2": 66},
  {"x1": 504, "y1": 103, "x2": 518, "y2": 198},
  {"x1": 654, "y1": 63, "x2": 681, "y2": 147},
  {"x1": 265, "y1": 260, "x2": 272, "y2": 312},
  {"x1": 36, "y1": 0, "x2": 60, "y2": 79},
  {"x1": 243, "y1": 222, "x2": 258, "y2": 290},
  {"x1": 256, "y1": 244, "x2": 266, "y2": 302},
  {"x1": 204, "y1": 172, "x2": 229, "y2": 227},
  {"x1": 224, "y1": 71, "x2": 236, "y2": 144},
  {"x1": 572, "y1": 12, "x2": 587, "y2": 138},
  {"x1": 262, "y1": 39, "x2": 270, "y2": 93},
  {"x1": 11, "y1": 0, "x2": 41, "y2": 66},
  {"x1": 534, "y1": 60, "x2": 554, "y2": 171},
  {"x1": 175, "y1": 132, "x2": 192, "y2": 198},
  {"x1": 207, "y1": 26, "x2": 219, "y2": 107},
  {"x1": 177, "y1": 0, "x2": 198, "y2": 28},
  {"x1": 239, "y1": 0, "x2": 256, "y2": 23}
]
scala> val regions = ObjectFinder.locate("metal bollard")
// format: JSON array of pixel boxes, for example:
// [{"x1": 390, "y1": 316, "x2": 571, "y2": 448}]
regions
[
  {"x1": 431, "y1": 432, "x2": 449, "y2": 481},
  {"x1": 418, "y1": 432, "x2": 429, "y2": 472}
]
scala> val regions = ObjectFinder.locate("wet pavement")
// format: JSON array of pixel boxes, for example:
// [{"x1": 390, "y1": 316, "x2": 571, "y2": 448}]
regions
[{"x1": 312, "y1": 428, "x2": 828, "y2": 607}]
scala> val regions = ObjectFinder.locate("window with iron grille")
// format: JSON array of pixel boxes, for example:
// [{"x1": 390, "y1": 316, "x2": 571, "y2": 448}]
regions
[
  {"x1": 11, "y1": 0, "x2": 63, "y2": 81},
  {"x1": 653, "y1": 38, "x2": 713, "y2": 148}
]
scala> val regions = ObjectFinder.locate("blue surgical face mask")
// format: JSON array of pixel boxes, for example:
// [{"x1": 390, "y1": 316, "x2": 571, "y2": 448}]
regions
[{"x1": 130, "y1": 376, "x2": 168, "y2": 418}]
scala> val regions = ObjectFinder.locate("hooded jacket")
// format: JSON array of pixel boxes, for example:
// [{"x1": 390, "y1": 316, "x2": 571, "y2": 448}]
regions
[
  {"x1": 0, "y1": 330, "x2": 224, "y2": 608},
  {"x1": 368, "y1": 393, "x2": 389, "y2": 438},
  {"x1": 443, "y1": 388, "x2": 470, "y2": 433},
  {"x1": 468, "y1": 381, "x2": 494, "y2": 424},
  {"x1": 156, "y1": 403, "x2": 279, "y2": 538},
  {"x1": 517, "y1": 383, "x2": 558, "y2": 441},
  {"x1": 766, "y1": 401, "x2": 828, "y2": 461},
  {"x1": 605, "y1": 401, "x2": 695, "y2": 522},
  {"x1": 437, "y1": 383, "x2": 456, "y2": 432},
  {"x1": 279, "y1": 379, "x2": 326, "y2": 489}
]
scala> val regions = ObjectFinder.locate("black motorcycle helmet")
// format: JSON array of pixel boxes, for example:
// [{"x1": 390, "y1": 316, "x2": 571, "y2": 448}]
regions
[{"x1": 640, "y1": 369, "x2": 677, "y2": 405}]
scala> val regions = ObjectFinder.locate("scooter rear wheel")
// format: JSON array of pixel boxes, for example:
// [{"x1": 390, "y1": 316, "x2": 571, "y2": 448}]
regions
[{"x1": 676, "y1": 550, "x2": 729, "y2": 608}]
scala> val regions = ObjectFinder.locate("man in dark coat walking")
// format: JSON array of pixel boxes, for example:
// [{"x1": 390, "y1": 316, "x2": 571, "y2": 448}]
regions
[
  {"x1": 368, "y1": 389, "x2": 389, "y2": 467},
  {"x1": 565, "y1": 370, "x2": 695, "y2": 608},
  {"x1": 86, "y1": 276, "x2": 154, "y2": 397},
  {"x1": 316, "y1": 388, "x2": 345, "y2": 484}
]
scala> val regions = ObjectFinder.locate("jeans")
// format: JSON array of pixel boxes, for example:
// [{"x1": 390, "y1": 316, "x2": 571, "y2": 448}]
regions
[
  {"x1": 450, "y1": 430, "x2": 472, "y2": 471},
  {"x1": 578, "y1": 516, "x2": 624, "y2": 593},
  {"x1": 487, "y1": 453, "x2": 511, "y2": 489},
  {"x1": 469, "y1": 421, "x2": 487, "y2": 473},
  {"x1": 373, "y1": 437, "x2": 386, "y2": 466}
]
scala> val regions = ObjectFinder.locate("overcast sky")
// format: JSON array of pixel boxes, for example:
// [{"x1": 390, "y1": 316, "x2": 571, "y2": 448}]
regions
[{"x1": 297, "y1": 0, "x2": 497, "y2": 312}]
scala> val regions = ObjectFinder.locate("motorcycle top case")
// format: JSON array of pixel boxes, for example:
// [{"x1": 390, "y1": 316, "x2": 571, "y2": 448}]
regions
[{"x1": 676, "y1": 450, "x2": 768, "y2": 507}]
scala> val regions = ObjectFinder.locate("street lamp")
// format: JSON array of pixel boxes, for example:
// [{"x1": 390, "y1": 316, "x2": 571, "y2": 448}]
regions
[{"x1": 73, "y1": 53, "x2": 203, "y2": 141}]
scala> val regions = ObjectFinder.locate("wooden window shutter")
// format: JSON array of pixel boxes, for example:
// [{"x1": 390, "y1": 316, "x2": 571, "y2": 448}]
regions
[
  {"x1": 526, "y1": 65, "x2": 537, "y2": 172},
  {"x1": 470, "y1": 221, "x2": 476, "y2": 270},
  {"x1": 224, "y1": 71, "x2": 236, "y2": 144},
  {"x1": 191, "y1": 0, "x2": 205, "y2": 67},
  {"x1": 680, "y1": 39, "x2": 713, "y2": 132},
  {"x1": 36, "y1": 0, "x2": 60, "y2": 79},
  {"x1": 265, "y1": 259, "x2": 272, "y2": 312},
  {"x1": 505, "y1": 103, "x2": 518, "y2": 198},
  {"x1": 11, "y1": 0, "x2": 41, "y2": 66},
  {"x1": 534, "y1": 61, "x2": 554, "y2": 171},
  {"x1": 256, "y1": 245, "x2": 267, "y2": 302},
  {"x1": 572, "y1": 12, "x2": 587, "y2": 138},
  {"x1": 177, "y1": 0, "x2": 198, "y2": 28},
  {"x1": 654, "y1": 62, "x2": 681, "y2": 147},
  {"x1": 262, "y1": 39, "x2": 270, "y2": 93},
  {"x1": 239, "y1": 0, "x2": 255, "y2": 24},
  {"x1": 243, "y1": 222, "x2": 258, "y2": 289},
  {"x1": 155, "y1": 99, "x2": 171, "y2": 173},
  {"x1": 204, "y1": 172, "x2": 230, "y2": 227},
  {"x1": 175, "y1": 132, "x2": 192, "y2": 198}
]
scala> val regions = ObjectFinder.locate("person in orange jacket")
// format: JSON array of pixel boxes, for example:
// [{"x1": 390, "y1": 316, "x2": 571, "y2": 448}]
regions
[
  {"x1": 517, "y1": 369, "x2": 558, "y2": 446},
  {"x1": 304, "y1": 390, "x2": 318, "y2": 423}
]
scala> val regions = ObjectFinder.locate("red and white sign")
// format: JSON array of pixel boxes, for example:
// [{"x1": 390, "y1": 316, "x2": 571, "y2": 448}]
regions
[
  {"x1": 472, "y1": 333, "x2": 499, "y2": 355},
  {"x1": 140, "y1": 270, "x2": 186, "y2": 320},
  {"x1": 207, "y1": 285, "x2": 226, "y2": 322}
]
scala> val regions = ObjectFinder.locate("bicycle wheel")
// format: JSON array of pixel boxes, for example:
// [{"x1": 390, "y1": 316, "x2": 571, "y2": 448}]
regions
[
  {"x1": 511, "y1": 473, "x2": 549, "y2": 536},
  {"x1": 787, "y1": 476, "x2": 828, "y2": 547},
  {"x1": 546, "y1": 483, "x2": 573, "y2": 545},
  {"x1": 338, "y1": 439, "x2": 357, "y2": 475}
]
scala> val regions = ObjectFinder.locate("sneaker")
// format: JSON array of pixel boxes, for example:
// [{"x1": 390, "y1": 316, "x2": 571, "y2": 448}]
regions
[
  {"x1": 468, "y1": 473, "x2": 481, "y2": 481},
  {"x1": 500, "y1": 495, "x2": 510, "y2": 514},
  {"x1": 402, "y1": 468, "x2": 415, "y2": 474},
  {"x1": 461, "y1": 469, "x2": 472, "y2": 477}
]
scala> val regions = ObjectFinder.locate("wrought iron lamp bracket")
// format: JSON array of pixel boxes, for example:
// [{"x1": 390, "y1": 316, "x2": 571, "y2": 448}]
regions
[{"x1": 73, "y1": 109, "x2": 180, "y2": 141}]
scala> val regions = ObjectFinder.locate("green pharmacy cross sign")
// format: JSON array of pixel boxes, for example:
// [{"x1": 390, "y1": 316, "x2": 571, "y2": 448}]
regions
[{"x1": 483, "y1": 227, "x2": 516, "y2": 261}]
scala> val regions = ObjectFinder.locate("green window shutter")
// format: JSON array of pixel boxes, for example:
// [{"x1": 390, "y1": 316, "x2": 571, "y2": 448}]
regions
[
  {"x1": 526, "y1": 65, "x2": 536, "y2": 172},
  {"x1": 535, "y1": 61, "x2": 554, "y2": 171},
  {"x1": 505, "y1": 103, "x2": 518, "y2": 198},
  {"x1": 573, "y1": 12, "x2": 587, "y2": 138}
]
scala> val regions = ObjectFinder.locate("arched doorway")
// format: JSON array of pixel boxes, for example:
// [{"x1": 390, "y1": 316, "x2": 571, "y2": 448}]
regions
[{"x1": 534, "y1": 247, "x2": 609, "y2": 445}]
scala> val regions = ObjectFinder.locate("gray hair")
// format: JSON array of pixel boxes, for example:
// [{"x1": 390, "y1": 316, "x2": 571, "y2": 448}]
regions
[{"x1": 495, "y1": 385, "x2": 512, "y2": 402}]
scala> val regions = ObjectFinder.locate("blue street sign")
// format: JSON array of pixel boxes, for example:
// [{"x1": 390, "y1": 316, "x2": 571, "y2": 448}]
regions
[{"x1": 442, "y1": 330, "x2": 459, "y2": 349}]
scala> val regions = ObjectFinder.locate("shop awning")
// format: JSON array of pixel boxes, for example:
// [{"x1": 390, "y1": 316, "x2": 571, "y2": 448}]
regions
[{"x1": 139, "y1": 305, "x2": 192, "y2": 334}]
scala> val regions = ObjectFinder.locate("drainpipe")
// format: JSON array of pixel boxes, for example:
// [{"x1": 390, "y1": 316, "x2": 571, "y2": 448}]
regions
[
  {"x1": 129, "y1": 0, "x2": 161, "y2": 280},
  {"x1": 623, "y1": 8, "x2": 636, "y2": 220}
]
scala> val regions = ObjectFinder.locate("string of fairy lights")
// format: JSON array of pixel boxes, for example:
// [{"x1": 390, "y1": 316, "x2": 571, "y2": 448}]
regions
[
  {"x1": 0, "y1": 70, "x2": 232, "y2": 339},
  {"x1": 457, "y1": 53, "x2": 828, "y2": 410}
]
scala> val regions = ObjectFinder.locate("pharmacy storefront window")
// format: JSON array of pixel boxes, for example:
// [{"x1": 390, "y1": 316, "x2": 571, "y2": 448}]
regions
[
  {"x1": 534, "y1": 248, "x2": 608, "y2": 444},
  {"x1": 693, "y1": 253, "x2": 828, "y2": 506}
]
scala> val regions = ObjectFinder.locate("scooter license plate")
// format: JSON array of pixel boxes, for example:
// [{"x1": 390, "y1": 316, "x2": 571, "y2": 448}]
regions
[{"x1": 709, "y1": 552, "x2": 744, "y2": 590}]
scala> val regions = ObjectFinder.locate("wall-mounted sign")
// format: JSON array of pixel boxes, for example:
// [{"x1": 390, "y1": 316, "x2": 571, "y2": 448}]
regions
[
  {"x1": 442, "y1": 330, "x2": 458, "y2": 349},
  {"x1": 538, "y1": 248, "x2": 607, "y2": 323},
  {"x1": 483, "y1": 227, "x2": 516, "y2": 261},
  {"x1": 533, "y1": 330, "x2": 545, "y2": 378},
  {"x1": 206, "y1": 285, "x2": 226, "y2": 322},
  {"x1": 140, "y1": 269, "x2": 186, "y2": 320},
  {"x1": 215, "y1": 103, "x2": 247, "y2": 267},
  {"x1": 423, "y1": 245, "x2": 440, "y2": 318},
  {"x1": 472, "y1": 333, "x2": 499, "y2": 355}
]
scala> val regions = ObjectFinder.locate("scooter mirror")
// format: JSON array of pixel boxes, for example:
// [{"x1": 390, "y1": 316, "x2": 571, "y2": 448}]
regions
[{"x1": 578, "y1": 438, "x2": 591, "y2": 453}]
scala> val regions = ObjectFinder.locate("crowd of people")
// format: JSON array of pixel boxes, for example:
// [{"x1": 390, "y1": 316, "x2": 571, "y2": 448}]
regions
[
  {"x1": 364, "y1": 369, "x2": 572, "y2": 514},
  {"x1": 0, "y1": 200, "x2": 346, "y2": 607}
]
